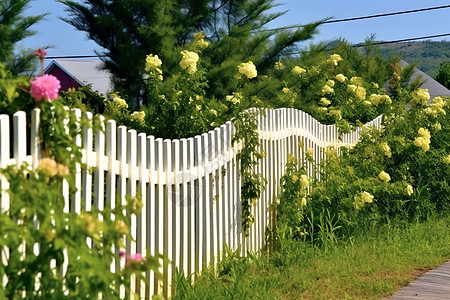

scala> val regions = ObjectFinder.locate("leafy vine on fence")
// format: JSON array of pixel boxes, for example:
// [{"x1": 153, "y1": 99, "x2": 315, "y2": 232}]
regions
[{"x1": 232, "y1": 109, "x2": 267, "y2": 233}]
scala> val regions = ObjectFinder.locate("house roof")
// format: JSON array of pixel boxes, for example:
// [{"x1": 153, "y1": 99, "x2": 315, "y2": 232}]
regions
[
  {"x1": 400, "y1": 60, "x2": 450, "y2": 100},
  {"x1": 45, "y1": 60, "x2": 113, "y2": 96}
]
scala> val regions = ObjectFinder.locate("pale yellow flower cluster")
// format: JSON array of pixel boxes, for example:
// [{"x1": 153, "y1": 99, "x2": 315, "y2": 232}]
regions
[
  {"x1": 413, "y1": 127, "x2": 431, "y2": 151},
  {"x1": 301, "y1": 197, "x2": 307, "y2": 207},
  {"x1": 292, "y1": 174, "x2": 298, "y2": 182},
  {"x1": 353, "y1": 191, "x2": 374, "y2": 210},
  {"x1": 411, "y1": 88, "x2": 430, "y2": 106},
  {"x1": 193, "y1": 32, "x2": 209, "y2": 49},
  {"x1": 145, "y1": 54, "x2": 163, "y2": 80},
  {"x1": 443, "y1": 154, "x2": 450, "y2": 164},
  {"x1": 347, "y1": 79, "x2": 366, "y2": 100},
  {"x1": 349, "y1": 77, "x2": 363, "y2": 85},
  {"x1": 131, "y1": 111, "x2": 146, "y2": 125},
  {"x1": 347, "y1": 84, "x2": 357, "y2": 93},
  {"x1": 310, "y1": 66, "x2": 320, "y2": 75},
  {"x1": 282, "y1": 87, "x2": 290, "y2": 94},
  {"x1": 320, "y1": 97, "x2": 331, "y2": 106},
  {"x1": 238, "y1": 61, "x2": 257, "y2": 79},
  {"x1": 115, "y1": 220, "x2": 129, "y2": 235},
  {"x1": 369, "y1": 94, "x2": 392, "y2": 106},
  {"x1": 196, "y1": 39, "x2": 209, "y2": 49},
  {"x1": 113, "y1": 96, "x2": 128, "y2": 108},
  {"x1": 424, "y1": 96, "x2": 446, "y2": 117},
  {"x1": 326, "y1": 79, "x2": 335, "y2": 87},
  {"x1": 37, "y1": 158, "x2": 69, "y2": 177},
  {"x1": 180, "y1": 50, "x2": 199, "y2": 74},
  {"x1": 335, "y1": 73, "x2": 346, "y2": 82},
  {"x1": 329, "y1": 109, "x2": 342, "y2": 120},
  {"x1": 432, "y1": 122, "x2": 442, "y2": 131},
  {"x1": 145, "y1": 54, "x2": 162, "y2": 69},
  {"x1": 406, "y1": 184, "x2": 413, "y2": 196},
  {"x1": 328, "y1": 54, "x2": 343, "y2": 66},
  {"x1": 291, "y1": 66, "x2": 306, "y2": 75},
  {"x1": 355, "y1": 86, "x2": 366, "y2": 100},
  {"x1": 274, "y1": 61, "x2": 284, "y2": 70},
  {"x1": 305, "y1": 148, "x2": 314, "y2": 158},
  {"x1": 193, "y1": 31, "x2": 206, "y2": 40},
  {"x1": 80, "y1": 213, "x2": 98, "y2": 234},
  {"x1": 380, "y1": 142, "x2": 392, "y2": 158},
  {"x1": 226, "y1": 92, "x2": 243, "y2": 105},
  {"x1": 300, "y1": 174, "x2": 309, "y2": 188},
  {"x1": 378, "y1": 171, "x2": 391, "y2": 182},
  {"x1": 321, "y1": 84, "x2": 334, "y2": 95}
]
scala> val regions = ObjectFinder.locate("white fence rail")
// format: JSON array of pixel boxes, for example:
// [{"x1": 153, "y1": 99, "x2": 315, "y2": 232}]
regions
[{"x1": 0, "y1": 107, "x2": 382, "y2": 298}]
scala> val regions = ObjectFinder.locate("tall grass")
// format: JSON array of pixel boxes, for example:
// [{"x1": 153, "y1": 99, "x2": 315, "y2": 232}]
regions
[{"x1": 174, "y1": 216, "x2": 450, "y2": 299}]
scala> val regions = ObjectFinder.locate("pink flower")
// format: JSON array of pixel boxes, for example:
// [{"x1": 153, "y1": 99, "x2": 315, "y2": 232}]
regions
[
  {"x1": 125, "y1": 253, "x2": 143, "y2": 266},
  {"x1": 30, "y1": 74, "x2": 61, "y2": 101},
  {"x1": 33, "y1": 48, "x2": 47, "y2": 60},
  {"x1": 119, "y1": 249, "x2": 126, "y2": 259}
]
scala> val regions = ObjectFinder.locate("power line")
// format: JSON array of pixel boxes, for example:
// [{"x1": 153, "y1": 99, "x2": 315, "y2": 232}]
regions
[
  {"x1": 355, "y1": 33, "x2": 450, "y2": 47},
  {"x1": 44, "y1": 33, "x2": 450, "y2": 59},
  {"x1": 264, "y1": 4, "x2": 450, "y2": 32},
  {"x1": 45, "y1": 55, "x2": 102, "y2": 59},
  {"x1": 324, "y1": 4, "x2": 450, "y2": 24}
]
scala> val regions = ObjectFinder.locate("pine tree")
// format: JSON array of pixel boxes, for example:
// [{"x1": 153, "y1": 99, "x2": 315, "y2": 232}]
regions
[
  {"x1": 0, "y1": 0, "x2": 46, "y2": 75},
  {"x1": 59, "y1": 0, "x2": 322, "y2": 108}
]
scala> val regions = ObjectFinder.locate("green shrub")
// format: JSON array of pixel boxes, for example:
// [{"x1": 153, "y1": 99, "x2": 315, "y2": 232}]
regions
[
  {"x1": 0, "y1": 71, "x2": 160, "y2": 299},
  {"x1": 276, "y1": 87, "x2": 449, "y2": 245}
]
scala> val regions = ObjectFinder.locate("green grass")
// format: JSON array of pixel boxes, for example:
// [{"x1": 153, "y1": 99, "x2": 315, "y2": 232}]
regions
[{"x1": 173, "y1": 217, "x2": 450, "y2": 299}]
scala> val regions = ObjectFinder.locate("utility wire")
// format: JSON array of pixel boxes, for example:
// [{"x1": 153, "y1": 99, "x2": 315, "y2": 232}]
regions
[
  {"x1": 355, "y1": 33, "x2": 450, "y2": 47},
  {"x1": 44, "y1": 33, "x2": 450, "y2": 60},
  {"x1": 264, "y1": 4, "x2": 450, "y2": 32},
  {"x1": 44, "y1": 4, "x2": 450, "y2": 60},
  {"x1": 45, "y1": 55, "x2": 102, "y2": 59},
  {"x1": 324, "y1": 4, "x2": 450, "y2": 24}
]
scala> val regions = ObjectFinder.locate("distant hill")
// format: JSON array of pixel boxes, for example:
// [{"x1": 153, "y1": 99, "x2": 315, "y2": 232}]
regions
[{"x1": 379, "y1": 41, "x2": 450, "y2": 78}]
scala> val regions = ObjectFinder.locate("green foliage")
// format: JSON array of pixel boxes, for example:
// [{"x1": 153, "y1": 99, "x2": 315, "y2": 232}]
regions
[
  {"x1": 232, "y1": 109, "x2": 267, "y2": 232},
  {"x1": 0, "y1": 71, "x2": 160, "y2": 299},
  {"x1": 0, "y1": 163, "x2": 159, "y2": 299},
  {"x1": 275, "y1": 155, "x2": 309, "y2": 239},
  {"x1": 59, "y1": 86, "x2": 106, "y2": 115},
  {"x1": 0, "y1": 0, "x2": 45, "y2": 75},
  {"x1": 435, "y1": 61, "x2": 450, "y2": 89},
  {"x1": 276, "y1": 88, "x2": 450, "y2": 245},
  {"x1": 0, "y1": 62, "x2": 33, "y2": 114},
  {"x1": 173, "y1": 217, "x2": 450, "y2": 299},
  {"x1": 272, "y1": 50, "x2": 393, "y2": 132},
  {"x1": 59, "y1": 0, "x2": 322, "y2": 108}
]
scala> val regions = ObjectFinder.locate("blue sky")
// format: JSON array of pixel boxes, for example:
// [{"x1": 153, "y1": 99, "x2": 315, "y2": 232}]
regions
[{"x1": 21, "y1": 0, "x2": 450, "y2": 59}]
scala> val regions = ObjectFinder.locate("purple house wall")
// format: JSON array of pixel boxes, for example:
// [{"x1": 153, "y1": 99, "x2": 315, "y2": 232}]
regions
[
  {"x1": 47, "y1": 66, "x2": 82, "y2": 92},
  {"x1": 44, "y1": 60, "x2": 113, "y2": 96}
]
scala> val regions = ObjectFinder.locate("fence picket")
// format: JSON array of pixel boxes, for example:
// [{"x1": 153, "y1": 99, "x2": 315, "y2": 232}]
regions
[
  {"x1": 0, "y1": 114, "x2": 10, "y2": 290},
  {"x1": 0, "y1": 107, "x2": 382, "y2": 299},
  {"x1": 146, "y1": 135, "x2": 156, "y2": 297},
  {"x1": 137, "y1": 132, "x2": 147, "y2": 297},
  {"x1": 171, "y1": 139, "x2": 180, "y2": 296},
  {"x1": 186, "y1": 137, "x2": 195, "y2": 279}
]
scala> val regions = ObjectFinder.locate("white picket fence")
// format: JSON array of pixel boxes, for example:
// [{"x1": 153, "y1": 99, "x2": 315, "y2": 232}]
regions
[{"x1": 0, "y1": 107, "x2": 382, "y2": 298}]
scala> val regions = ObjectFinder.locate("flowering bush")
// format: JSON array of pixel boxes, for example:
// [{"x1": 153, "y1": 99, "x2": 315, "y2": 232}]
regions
[
  {"x1": 30, "y1": 74, "x2": 61, "y2": 101},
  {"x1": 0, "y1": 56, "x2": 160, "y2": 299},
  {"x1": 270, "y1": 52, "x2": 393, "y2": 132},
  {"x1": 275, "y1": 83, "x2": 449, "y2": 244}
]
